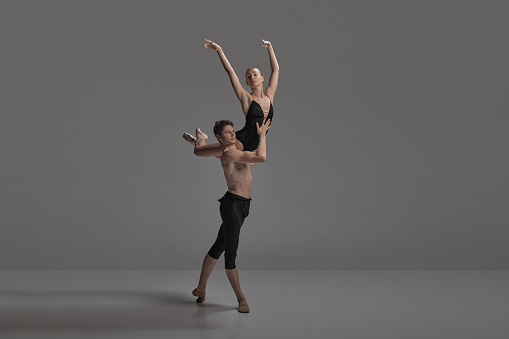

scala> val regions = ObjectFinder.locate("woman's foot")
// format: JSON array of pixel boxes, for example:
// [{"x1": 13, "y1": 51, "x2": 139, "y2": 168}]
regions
[
  {"x1": 183, "y1": 133, "x2": 197, "y2": 145},
  {"x1": 196, "y1": 128, "x2": 208, "y2": 140},
  {"x1": 238, "y1": 299, "x2": 250, "y2": 313},
  {"x1": 192, "y1": 288, "x2": 206, "y2": 303}
]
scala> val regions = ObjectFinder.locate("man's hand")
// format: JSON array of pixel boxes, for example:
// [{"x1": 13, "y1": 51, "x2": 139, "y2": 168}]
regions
[
  {"x1": 256, "y1": 118, "x2": 271, "y2": 136},
  {"x1": 203, "y1": 39, "x2": 221, "y2": 51}
]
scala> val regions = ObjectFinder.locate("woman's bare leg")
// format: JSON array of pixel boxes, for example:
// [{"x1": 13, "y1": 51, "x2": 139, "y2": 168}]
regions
[
  {"x1": 192, "y1": 127, "x2": 222, "y2": 157},
  {"x1": 193, "y1": 138, "x2": 243, "y2": 157},
  {"x1": 194, "y1": 140, "x2": 223, "y2": 157}
]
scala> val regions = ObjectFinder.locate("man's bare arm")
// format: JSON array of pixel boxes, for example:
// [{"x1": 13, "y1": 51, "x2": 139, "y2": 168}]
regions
[
  {"x1": 224, "y1": 148, "x2": 266, "y2": 164},
  {"x1": 224, "y1": 118, "x2": 271, "y2": 164}
]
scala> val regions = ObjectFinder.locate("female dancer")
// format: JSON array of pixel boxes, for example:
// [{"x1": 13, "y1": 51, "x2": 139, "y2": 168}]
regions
[{"x1": 183, "y1": 38, "x2": 279, "y2": 155}]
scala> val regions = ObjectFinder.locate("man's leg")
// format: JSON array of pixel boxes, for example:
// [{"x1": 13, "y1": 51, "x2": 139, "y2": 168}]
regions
[
  {"x1": 193, "y1": 224, "x2": 225, "y2": 303},
  {"x1": 196, "y1": 254, "x2": 218, "y2": 293},
  {"x1": 225, "y1": 267, "x2": 249, "y2": 312},
  {"x1": 221, "y1": 198, "x2": 250, "y2": 313}
]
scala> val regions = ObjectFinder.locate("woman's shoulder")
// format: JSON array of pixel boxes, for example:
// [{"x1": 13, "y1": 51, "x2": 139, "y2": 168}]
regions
[{"x1": 262, "y1": 92, "x2": 274, "y2": 104}]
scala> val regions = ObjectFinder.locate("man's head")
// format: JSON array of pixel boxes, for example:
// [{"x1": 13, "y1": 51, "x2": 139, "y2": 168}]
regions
[{"x1": 213, "y1": 120, "x2": 236, "y2": 146}]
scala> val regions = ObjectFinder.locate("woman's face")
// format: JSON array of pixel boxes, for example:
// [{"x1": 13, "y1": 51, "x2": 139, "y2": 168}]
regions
[{"x1": 245, "y1": 68, "x2": 263, "y2": 87}]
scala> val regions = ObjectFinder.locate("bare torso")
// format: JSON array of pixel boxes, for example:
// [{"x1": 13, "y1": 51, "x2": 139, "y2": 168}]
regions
[{"x1": 221, "y1": 149, "x2": 253, "y2": 199}]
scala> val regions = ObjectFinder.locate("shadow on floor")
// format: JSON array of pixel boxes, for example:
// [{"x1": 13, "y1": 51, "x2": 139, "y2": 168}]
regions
[{"x1": 0, "y1": 290, "x2": 238, "y2": 332}]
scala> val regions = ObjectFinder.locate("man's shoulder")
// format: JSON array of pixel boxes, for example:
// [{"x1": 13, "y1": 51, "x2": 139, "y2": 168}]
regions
[
  {"x1": 221, "y1": 148, "x2": 241, "y2": 163},
  {"x1": 222, "y1": 148, "x2": 242, "y2": 158}
]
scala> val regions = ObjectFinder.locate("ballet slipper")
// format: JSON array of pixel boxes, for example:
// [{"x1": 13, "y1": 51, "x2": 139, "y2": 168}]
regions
[
  {"x1": 238, "y1": 299, "x2": 250, "y2": 313},
  {"x1": 192, "y1": 288, "x2": 206, "y2": 303},
  {"x1": 195, "y1": 128, "x2": 208, "y2": 140},
  {"x1": 183, "y1": 133, "x2": 197, "y2": 145}
]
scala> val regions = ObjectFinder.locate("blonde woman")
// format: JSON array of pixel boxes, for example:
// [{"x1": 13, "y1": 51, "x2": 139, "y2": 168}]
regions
[{"x1": 183, "y1": 38, "x2": 279, "y2": 155}]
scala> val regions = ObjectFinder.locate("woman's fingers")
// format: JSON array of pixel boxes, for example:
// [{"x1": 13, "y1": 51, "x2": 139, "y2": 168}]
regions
[
  {"x1": 203, "y1": 39, "x2": 219, "y2": 50},
  {"x1": 260, "y1": 39, "x2": 271, "y2": 47},
  {"x1": 203, "y1": 39, "x2": 213, "y2": 48}
]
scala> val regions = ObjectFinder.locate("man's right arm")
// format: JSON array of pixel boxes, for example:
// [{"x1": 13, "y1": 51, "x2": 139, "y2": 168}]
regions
[
  {"x1": 224, "y1": 140, "x2": 266, "y2": 164},
  {"x1": 224, "y1": 118, "x2": 270, "y2": 164}
]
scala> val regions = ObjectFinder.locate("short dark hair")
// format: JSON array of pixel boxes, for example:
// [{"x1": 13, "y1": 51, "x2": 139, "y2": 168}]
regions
[{"x1": 213, "y1": 120, "x2": 234, "y2": 136}]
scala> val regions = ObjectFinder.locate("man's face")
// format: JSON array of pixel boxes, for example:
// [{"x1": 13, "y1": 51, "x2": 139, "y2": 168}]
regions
[{"x1": 218, "y1": 125, "x2": 236, "y2": 146}]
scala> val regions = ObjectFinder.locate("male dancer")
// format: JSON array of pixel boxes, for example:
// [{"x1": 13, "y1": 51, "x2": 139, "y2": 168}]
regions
[{"x1": 192, "y1": 117, "x2": 271, "y2": 313}]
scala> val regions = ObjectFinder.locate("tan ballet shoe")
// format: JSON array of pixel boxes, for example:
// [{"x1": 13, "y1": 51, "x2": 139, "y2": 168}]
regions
[
  {"x1": 192, "y1": 288, "x2": 205, "y2": 303},
  {"x1": 196, "y1": 128, "x2": 208, "y2": 140},
  {"x1": 238, "y1": 299, "x2": 250, "y2": 313},
  {"x1": 183, "y1": 133, "x2": 197, "y2": 145}
]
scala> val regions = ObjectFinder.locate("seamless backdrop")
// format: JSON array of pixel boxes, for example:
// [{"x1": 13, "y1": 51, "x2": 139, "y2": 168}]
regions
[{"x1": 1, "y1": 0, "x2": 508, "y2": 270}]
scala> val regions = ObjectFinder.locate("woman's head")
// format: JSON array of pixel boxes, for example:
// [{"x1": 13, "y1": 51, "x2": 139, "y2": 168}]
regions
[{"x1": 245, "y1": 67, "x2": 264, "y2": 88}]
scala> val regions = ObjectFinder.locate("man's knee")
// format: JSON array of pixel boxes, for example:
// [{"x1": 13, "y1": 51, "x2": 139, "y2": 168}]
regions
[
  {"x1": 224, "y1": 253, "x2": 237, "y2": 269},
  {"x1": 208, "y1": 248, "x2": 223, "y2": 260}
]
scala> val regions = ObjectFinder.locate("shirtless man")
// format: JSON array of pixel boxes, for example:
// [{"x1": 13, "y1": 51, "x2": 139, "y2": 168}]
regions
[{"x1": 192, "y1": 117, "x2": 270, "y2": 314}]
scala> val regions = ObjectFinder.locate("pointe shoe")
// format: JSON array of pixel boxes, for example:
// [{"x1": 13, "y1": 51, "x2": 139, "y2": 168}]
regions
[
  {"x1": 238, "y1": 299, "x2": 250, "y2": 313},
  {"x1": 192, "y1": 288, "x2": 206, "y2": 303},
  {"x1": 183, "y1": 133, "x2": 197, "y2": 145},
  {"x1": 196, "y1": 128, "x2": 208, "y2": 140}
]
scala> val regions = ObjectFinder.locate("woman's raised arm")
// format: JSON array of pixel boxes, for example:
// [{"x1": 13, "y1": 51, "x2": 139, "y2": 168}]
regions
[
  {"x1": 260, "y1": 39, "x2": 279, "y2": 101},
  {"x1": 204, "y1": 39, "x2": 249, "y2": 105}
]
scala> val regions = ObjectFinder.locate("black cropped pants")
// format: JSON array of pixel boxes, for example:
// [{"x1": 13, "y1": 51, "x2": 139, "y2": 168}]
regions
[{"x1": 208, "y1": 191, "x2": 251, "y2": 269}]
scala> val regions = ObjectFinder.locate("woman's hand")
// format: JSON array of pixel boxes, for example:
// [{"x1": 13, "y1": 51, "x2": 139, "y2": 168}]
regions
[
  {"x1": 260, "y1": 39, "x2": 272, "y2": 48},
  {"x1": 203, "y1": 39, "x2": 221, "y2": 51}
]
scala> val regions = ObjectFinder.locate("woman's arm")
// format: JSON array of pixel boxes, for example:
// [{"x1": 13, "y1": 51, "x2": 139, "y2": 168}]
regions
[
  {"x1": 260, "y1": 39, "x2": 279, "y2": 101},
  {"x1": 204, "y1": 39, "x2": 249, "y2": 106}
]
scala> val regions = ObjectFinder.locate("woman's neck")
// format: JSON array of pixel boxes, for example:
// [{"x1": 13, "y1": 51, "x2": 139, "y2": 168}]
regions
[{"x1": 250, "y1": 87, "x2": 264, "y2": 99}]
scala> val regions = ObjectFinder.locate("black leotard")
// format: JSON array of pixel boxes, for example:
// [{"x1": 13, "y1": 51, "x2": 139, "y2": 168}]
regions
[{"x1": 235, "y1": 100, "x2": 274, "y2": 151}]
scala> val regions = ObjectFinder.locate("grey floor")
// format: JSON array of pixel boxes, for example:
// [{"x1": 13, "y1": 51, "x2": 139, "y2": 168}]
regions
[{"x1": 0, "y1": 271, "x2": 508, "y2": 339}]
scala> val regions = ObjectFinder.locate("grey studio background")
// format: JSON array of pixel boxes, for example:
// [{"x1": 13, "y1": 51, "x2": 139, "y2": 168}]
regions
[{"x1": 1, "y1": 0, "x2": 508, "y2": 271}]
